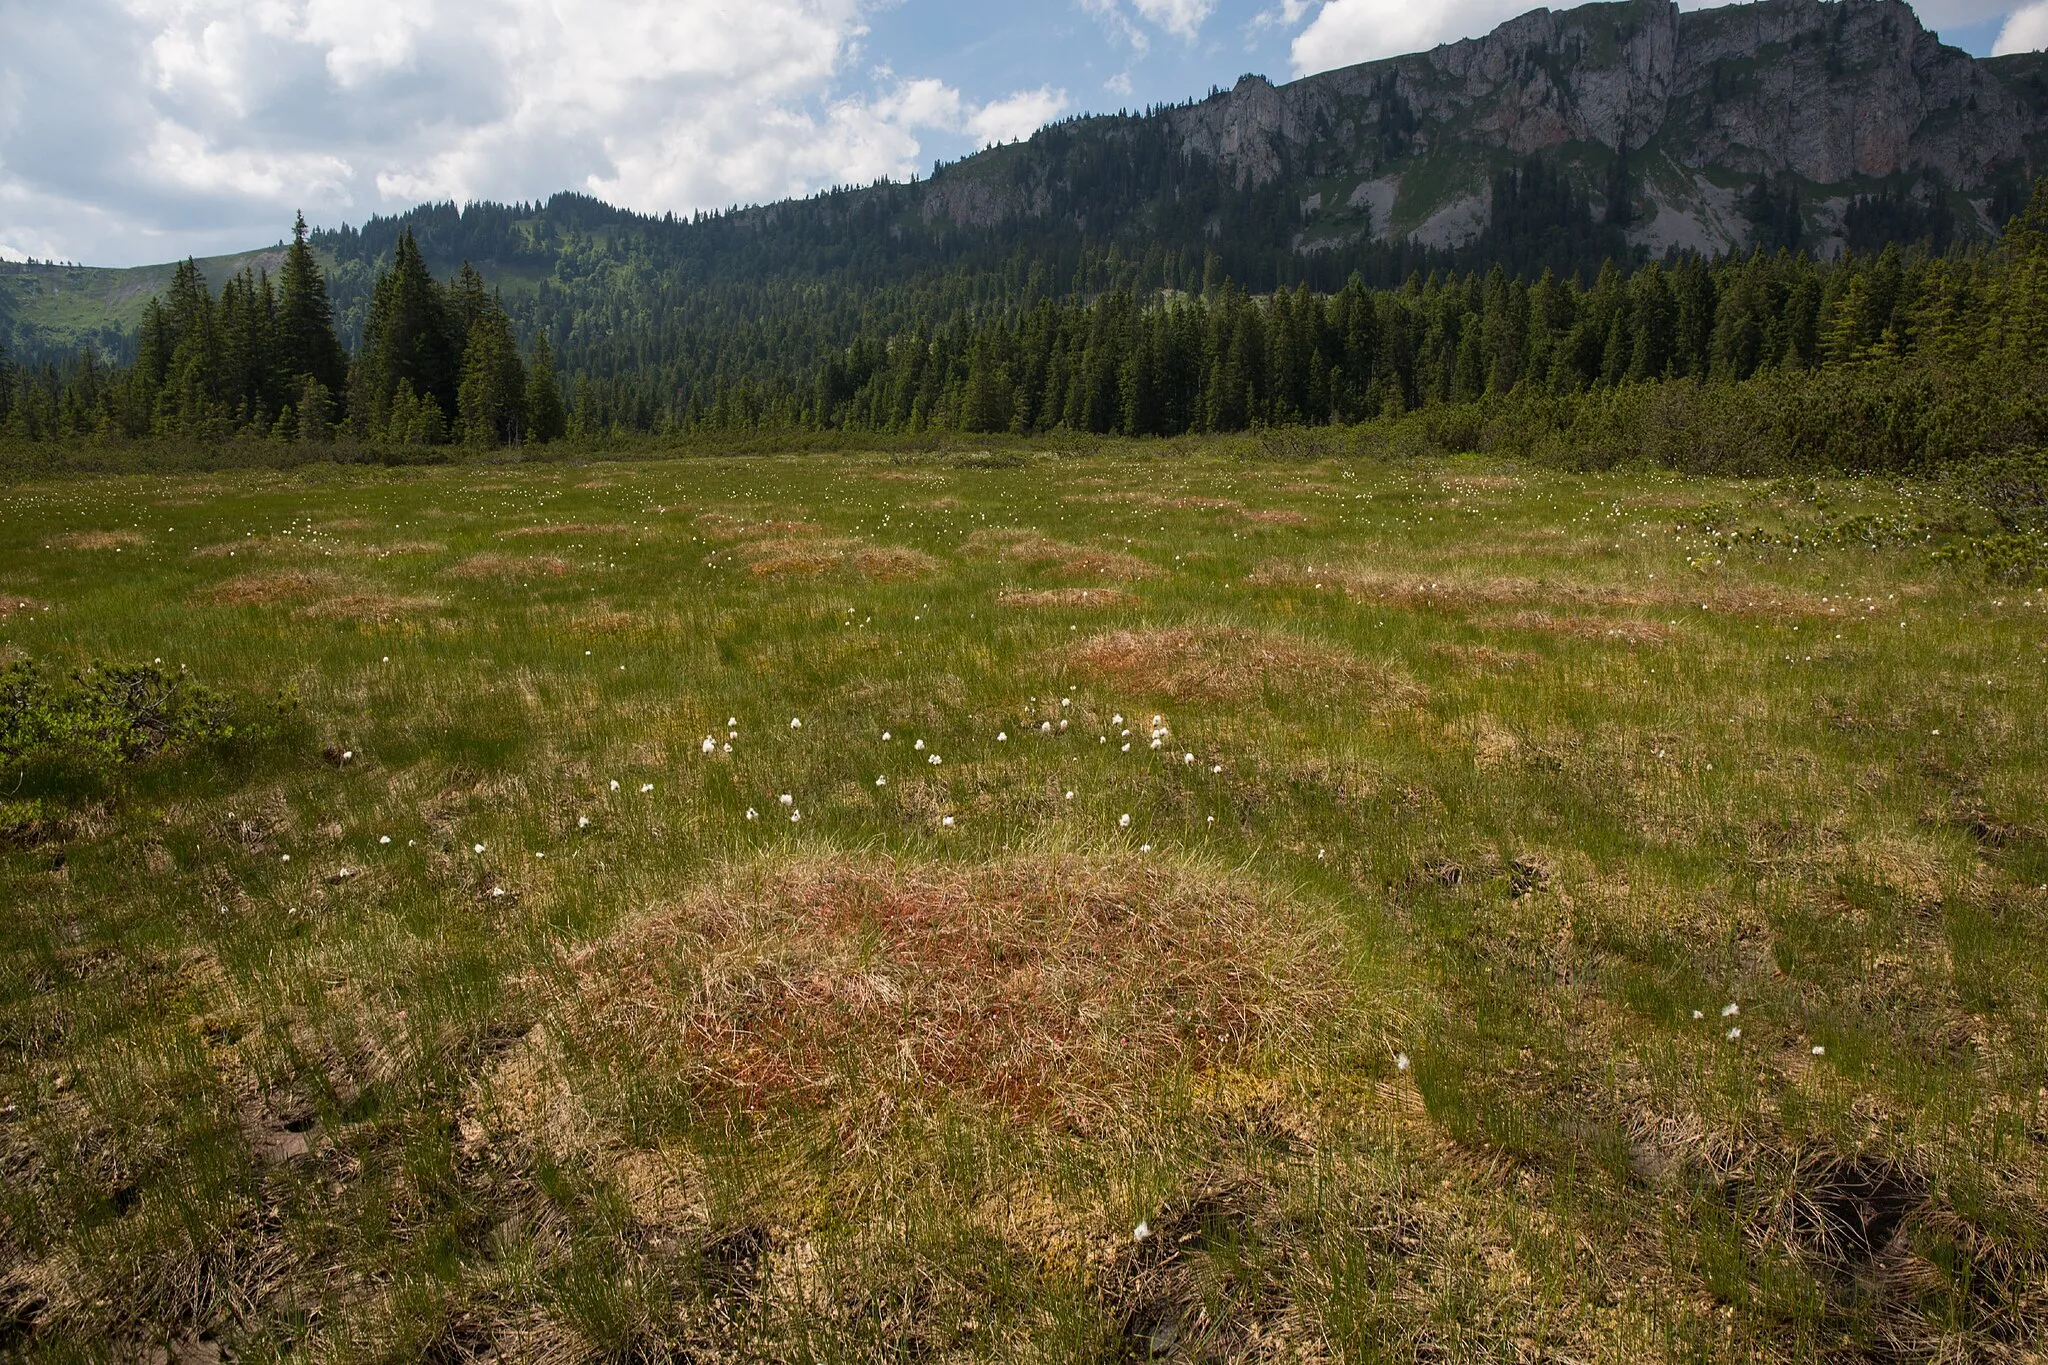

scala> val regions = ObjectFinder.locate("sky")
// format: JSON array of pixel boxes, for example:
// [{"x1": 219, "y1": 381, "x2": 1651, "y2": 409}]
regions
[{"x1": 0, "y1": 0, "x2": 2039, "y2": 268}]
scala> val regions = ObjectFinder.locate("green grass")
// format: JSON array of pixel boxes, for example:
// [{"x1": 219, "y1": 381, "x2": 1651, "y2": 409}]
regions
[{"x1": 0, "y1": 446, "x2": 2044, "y2": 1360}]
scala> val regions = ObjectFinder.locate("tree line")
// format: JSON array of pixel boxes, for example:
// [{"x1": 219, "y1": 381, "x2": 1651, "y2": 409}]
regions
[{"x1": 0, "y1": 220, "x2": 565, "y2": 446}]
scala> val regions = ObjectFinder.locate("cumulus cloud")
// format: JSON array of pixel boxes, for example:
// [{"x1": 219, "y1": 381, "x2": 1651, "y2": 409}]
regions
[
  {"x1": 1290, "y1": 0, "x2": 2023, "y2": 76},
  {"x1": 1081, "y1": 0, "x2": 1219, "y2": 52},
  {"x1": 0, "y1": 0, "x2": 1067, "y2": 265},
  {"x1": 1995, "y1": 1, "x2": 2048, "y2": 51}
]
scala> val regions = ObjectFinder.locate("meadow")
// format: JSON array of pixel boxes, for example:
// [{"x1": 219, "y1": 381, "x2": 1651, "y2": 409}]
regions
[{"x1": 0, "y1": 444, "x2": 2044, "y2": 1362}]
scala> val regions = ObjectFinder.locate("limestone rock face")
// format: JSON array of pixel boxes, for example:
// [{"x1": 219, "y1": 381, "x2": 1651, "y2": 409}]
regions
[{"x1": 923, "y1": 0, "x2": 2048, "y2": 255}]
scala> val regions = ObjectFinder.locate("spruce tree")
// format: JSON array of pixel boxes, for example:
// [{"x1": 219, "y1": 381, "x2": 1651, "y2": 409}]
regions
[
  {"x1": 524, "y1": 334, "x2": 567, "y2": 443},
  {"x1": 277, "y1": 213, "x2": 349, "y2": 401},
  {"x1": 457, "y1": 302, "x2": 527, "y2": 444}
]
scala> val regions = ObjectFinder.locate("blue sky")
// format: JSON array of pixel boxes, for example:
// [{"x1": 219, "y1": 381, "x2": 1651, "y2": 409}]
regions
[{"x1": 0, "y1": 0, "x2": 2034, "y2": 268}]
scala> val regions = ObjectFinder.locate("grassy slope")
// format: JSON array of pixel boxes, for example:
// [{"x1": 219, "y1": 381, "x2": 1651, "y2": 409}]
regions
[
  {"x1": 0, "y1": 248, "x2": 288, "y2": 351},
  {"x1": 0, "y1": 446, "x2": 2044, "y2": 1359}
]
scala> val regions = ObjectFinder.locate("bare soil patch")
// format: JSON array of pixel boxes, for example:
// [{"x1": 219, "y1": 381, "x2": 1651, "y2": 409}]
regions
[
  {"x1": 963, "y1": 529, "x2": 1157, "y2": 581},
  {"x1": 1070, "y1": 626, "x2": 1418, "y2": 703},
  {"x1": 565, "y1": 854, "x2": 1347, "y2": 1124}
]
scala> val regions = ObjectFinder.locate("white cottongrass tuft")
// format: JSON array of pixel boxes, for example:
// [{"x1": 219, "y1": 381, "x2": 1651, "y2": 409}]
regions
[
  {"x1": 473, "y1": 844, "x2": 486, "y2": 854},
  {"x1": 928, "y1": 754, "x2": 943, "y2": 765},
  {"x1": 1726, "y1": 1027, "x2": 1742, "y2": 1041},
  {"x1": 790, "y1": 717, "x2": 802, "y2": 729},
  {"x1": 875, "y1": 776, "x2": 888, "y2": 787},
  {"x1": 780, "y1": 794, "x2": 794, "y2": 806},
  {"x1": 640, "y1": 783, "x2": 655, "y2": 794},
  {"x1": 609, "y1": 780, "x2": 620, "y2": 792},
  {"x1": 379, "y1": 835, "x2": 392, "y2": 845},
  {"x1": 914, "y1": 739, "x2": 925, "y2": 751},
  {"x1": 746, "y1": 809, "x2": 759, "y2": 821},
  {"x1": 1119, "y1": 813, "x2": 1131, "y2": 828},
  {"x1": 882, "y1": 731, "x2": 891, "y2": 741},
  {"x1": 1395, "y1": 1052, "x2": 1411, "y2": 1072},
  {"x1": 1721, "y1": 1003, "x2": 1739, "y2": 1017},
  {"x1": 1812, "y1": 1045, "x2": 1826, "y2": 1056},
  {"x1": 998, "y1": 732, "x2": 1007, "y2": 742},
  {"x1": 1133, "y1": 1221, "x2": 1151, "y2": 1242},
  {"x1": 942, "y1": 816, "x2": 955, "y2": 827},
  {"x1": 701, "y1": 737, "x2": 716, "y2": 754},
  {"x1": 577, "y1": 816, "x2": 590, "y2": 829},
  {"x1": 790, "y1": 810, "x2": 801, "y2": 823}
]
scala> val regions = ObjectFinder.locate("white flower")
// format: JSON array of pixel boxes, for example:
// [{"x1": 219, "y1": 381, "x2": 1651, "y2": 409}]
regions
[
  {"x1": 701, "y1": 737, "x2": 716, "y2": 754},
  {"x1": 1183, "y1": 753, "x2": 1195, "y2": 764},
  {"x1": 882, "y1": 731, "x2": 892, "y2": 741},
  {"x1": 577, "y1": 816, "x2": 590, "y2": 829},
  {"x1": 746, "y1": 809, "x2": 759, "y2": 821},
  {"x1": 914, "y1": 739, "x2": 925, "y2": 751},
  {"x1": 780, "y1": 794, "x2": 794, "y2": 806},
  {"x1": 790, "y1": 717, "x2": 802, "y2": 729},
  {"x1": 1119, "y1": 813, "x2": 1131, "y2": 828},
  {"x1": 341, "y1": 750, "x2": 354, "y2": 762},
  {"x1": 1111, "y1": 714, "x2": 1123, "y2": 726},
  {"x1": 609, "y1": 780, "x2": 620, "y2": 792},
  {"x1": 1726, "y1": 1027, "x2": 1742, "y2": 1041},
  {"x1": 928, "y1": 754, "x2": 942, "y2": 766},
  {"x1": 1151, "y1": 715, "x2": 1162, "y2": 726},
  {"x1": 1040, "y1": 721, "x2": 1053, "y2": 733},
  {"x1": 1721, "y1": 1003, "x2": 1739, "y2": 1017},
  {"x1": 1211, "y1": 765, "x2": 1222, "y2": 774},
  {"x1": 1396, "y1": 1052, "x2": 1411, "y2": 1072},
  {"x1": 998, "y1": 732, "x2": 1008, "y2": 742},
  {"x1": 1692, "y1": 1010, "x2": 1704, "y2": 1020},
  {"x1": 640, "y1": 783, "x2": 655, "y2": 794},
  {"x1": 876, "y1": 776, "x2": 888, "y2": 787},
  {"x1": 790, "y1": 811, "x2": 801, "y2": 823},
  {"x1": 1064, "y1": 791, "x2": 1074, "y2": 800},
  {"x1": 1061, "y1": 698, "x2": 1071, "y2": 707},
  {"x1": 1121, "y1": 743, "x2": 1131, "y2": 752},
  {"x1": 722, "y1": 744, "x2": 732, "y2": 754},
  {"x1": 280, "y1": 853, "x2": 291, "y2": 863},
  {"x1": 1150, "y1": 739, "x2": 1163, "y2": 750},
  {"x1": 1059, "y1": 720, "x2": 1069, "y2": 731},
  {"x1": 942, "y1": 816, "x2": 955, "y2": 827},
  {"x1": 490, "y1": 887, "x2": 505, "y2": 898},
  {"x1": 473, "y1": 844, "x2": 486, "y2": 854},
  {"x1": 1133, "y1": 1220, "x2": 1151, "y2": 1242},
  {"x1": 379, "y1": 835, "x2": 391, "y2": 845},
  {"x1": 1812, "y1": 1045, "x2": 1826, "y2": 1056},
  {"x1": 728, "y1": 717, "x2": 738, "y2": 728},
  {"x1": 1140, "y1": 843, "x2": 1152, "y2": 853}
]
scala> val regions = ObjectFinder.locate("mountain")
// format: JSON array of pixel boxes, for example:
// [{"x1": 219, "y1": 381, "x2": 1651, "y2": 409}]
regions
[{"x1": 5, "y1": 0, "x2": 2045, "y2": 370}]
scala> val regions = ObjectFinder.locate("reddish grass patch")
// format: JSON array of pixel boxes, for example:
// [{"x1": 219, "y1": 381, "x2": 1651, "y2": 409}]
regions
[
  {"x1": 1070, "y1": 626, "x2": 1418, "y2": 703},
  {"x1": 209, "y1": 571, "x2": 339, "y2": 606},
  {"x1": 570, "y1": 854, "x2": 1345, "y2": 1123},
  {"x1": 963, "y1": 528, "x2": 1158, "y2": 581},
  {"x1": 297, "y1": 594, "x2": 436, "y2": 623},
  {"x1": 738, "y1": 539, "x2": 941, "y2": 580}
]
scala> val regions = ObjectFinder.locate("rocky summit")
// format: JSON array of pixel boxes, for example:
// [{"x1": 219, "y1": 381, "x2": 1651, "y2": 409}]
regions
[{"x1": 928, "y1": 0, "x2": 2048, "y2": 257}]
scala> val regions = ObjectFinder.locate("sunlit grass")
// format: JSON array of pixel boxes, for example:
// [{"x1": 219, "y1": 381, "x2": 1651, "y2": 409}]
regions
[{"x1": 0, "y1": 448, "x2": 2044, "y2": 1360}]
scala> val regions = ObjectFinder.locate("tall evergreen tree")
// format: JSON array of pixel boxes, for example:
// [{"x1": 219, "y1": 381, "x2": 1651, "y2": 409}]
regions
[
  {"x1": 524, "y1": 334, "x2": 567, "y2": 443},
  {"x1": 278, "y1": 213, "x2": 349, "y2": 401}
]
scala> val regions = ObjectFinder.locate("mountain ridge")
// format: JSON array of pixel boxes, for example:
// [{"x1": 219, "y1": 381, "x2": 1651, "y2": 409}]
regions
[{"x1": 4, "y1": 0, "x2": 2045, "y2": 364}]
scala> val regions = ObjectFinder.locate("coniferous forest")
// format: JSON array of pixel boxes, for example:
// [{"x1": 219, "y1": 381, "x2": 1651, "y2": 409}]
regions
[{"x1": 5, "y1": 175, "x2": 2048, "y2": 485}]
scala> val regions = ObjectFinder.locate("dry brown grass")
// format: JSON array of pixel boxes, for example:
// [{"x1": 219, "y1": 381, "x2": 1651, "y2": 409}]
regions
[
  {"x1": 997, "y1": 587, "x2": 1137, "y2": 610},
  {"x1": 0, "y1": 596, "x2": 51, "y2": 621},
  {"x1": 963, "y1": 528, "x2": 1158, "y2": 581},
  {"x1": 208, "y1": 571, "x2": 339, "y2": 606},
  {"x1": 557, "y1": 853, "x2": 1349, "y2": 1126},
  {"x1": 1254, "y1": 561, "x2": 1826, "y2": 618},
  {"x1": 739, "y1": 539, "x2": 942, "y2": 581},
  {"x1": 496, "y1": 523, "x2": 637, "y2": 538},
  {"x1": 1070, "y1": 626, "x2": 1418, "y2": 703},
  {"x1": 48, "y1": 530, "x2": 148, "y2": 551},
  {"x1": 447, "y1": 554, "x2": 571, "y2": 581},
  {"x1": 296, "y1": 594, "x2": 437, "y2": 623},
  {"x1": 1489, "y1": 611, "x2": 1676, "y2": 646}
]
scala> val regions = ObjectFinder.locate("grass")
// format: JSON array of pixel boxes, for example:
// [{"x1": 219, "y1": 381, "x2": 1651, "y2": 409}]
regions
[{"x1": 0, "y1": 445, "x2": 2044, "y2": 1361}]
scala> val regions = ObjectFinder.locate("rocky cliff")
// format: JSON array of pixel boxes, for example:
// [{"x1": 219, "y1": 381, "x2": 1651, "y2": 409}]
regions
[{"x1": 930, "y1": 0, "x2": 2048, "y2": 257}]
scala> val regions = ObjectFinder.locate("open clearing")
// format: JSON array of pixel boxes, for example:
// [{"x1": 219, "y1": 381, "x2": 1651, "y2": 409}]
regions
[{"x1": 1, "y1": 450, "x2": 2045, "y2": 1361}]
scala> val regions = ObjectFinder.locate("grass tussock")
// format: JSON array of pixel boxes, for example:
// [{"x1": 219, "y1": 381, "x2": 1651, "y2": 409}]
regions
[
  {"x1": 563, "y1": 851, "x2": 1349, "y2": 1125},
  {"x1": 208, "y1": 570, "x2": 339, "y2": 605},
  {"x1": 1071, "y1": 626, "x2": 1416, "y2": 703},
  {"x1": 47, "y1": 530, "x2": 149, "y2": 550},
  {"x1": 0, "y1": 595, "x2": 51, "y2": 620},
  {"x1": 1254, "y1": 561, "x2": 1830, "y2": 617},
  {"x1": 963, "y1": 528, "x2": 1158, "y2": 580},
  {"x1": 740, "y1": 538, "x2": 942, "y2": 581},
  {"x1": 447, "y1": 553, "x2": 572, "y2": 580},
  {"x1": 998, "y1": 587, "x2": 1138, "y2": 609}
]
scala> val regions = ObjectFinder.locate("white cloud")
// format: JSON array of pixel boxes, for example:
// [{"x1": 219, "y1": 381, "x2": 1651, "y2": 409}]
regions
[
  {"x1": 1132, "y1": 0, "x2": 1219, "y2": 40},
  {"x1": 0, "y1": 0, "x2": 1068, "y2": 266},
  {"x1": 1290, "y1": 0, "x2": 2024, "y2": 76},
  {"x1": 969, "y1": 87, "x2": 1069, "y2": 144},
  {"x1": 1995, "y1": 1, "x2": 2048, "y2": 51}
]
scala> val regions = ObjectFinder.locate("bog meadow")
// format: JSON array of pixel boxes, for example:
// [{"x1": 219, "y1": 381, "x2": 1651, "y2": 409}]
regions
[
  {"x1": 5, "y1": 166, "x2": 2048, "y2": 1361},
  {"x1": 3, "y1": 435, "x2": 2046, "y2": 1362}
]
